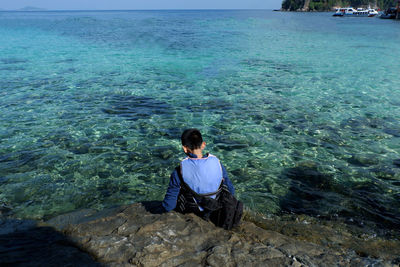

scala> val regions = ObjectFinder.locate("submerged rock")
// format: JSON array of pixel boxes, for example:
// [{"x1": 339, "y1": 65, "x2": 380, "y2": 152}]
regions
[
  {"x1": 383, "y1": 128, "x2": 400, "y2": 137},
  {"x1": 347, "y1": 154, "x2": 379, "y2": 167},
  {"x1": 393, "y1": 159, "x2": 400, "y2": 168},
  {"x1": 0, "y1": 202, "x2": 12, "y2": 216},
  {"x1": 101, "y1": 94, "x2": 174, "y2": 121}
]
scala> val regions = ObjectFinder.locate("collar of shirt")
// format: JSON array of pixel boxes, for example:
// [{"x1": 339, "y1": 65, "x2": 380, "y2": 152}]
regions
[{"x1": 186, "y1": 152, "x2": 209, "y2": 159}]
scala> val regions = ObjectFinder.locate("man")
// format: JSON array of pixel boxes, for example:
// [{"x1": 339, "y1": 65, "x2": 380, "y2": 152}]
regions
[{"x1": 162, "y1": 128, "x2": 235, "y2": 213}]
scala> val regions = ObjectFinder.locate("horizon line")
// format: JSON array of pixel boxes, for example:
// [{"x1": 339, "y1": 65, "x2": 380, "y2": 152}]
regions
[{"x1": 0, "y1": 8, "x2": 280, "y2": 12}]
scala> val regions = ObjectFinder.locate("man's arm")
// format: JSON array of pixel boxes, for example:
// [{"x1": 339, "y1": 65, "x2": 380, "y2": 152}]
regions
[
  {"x1": 162, "y1": 168, "x2": 181, "y2": 212},
  {"x1": 221, "y1": 163, "x2": 235, "y2": 195}
]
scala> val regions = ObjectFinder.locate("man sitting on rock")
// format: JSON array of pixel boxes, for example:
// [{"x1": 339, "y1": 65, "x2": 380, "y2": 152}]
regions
[{"x1": 162, "y1": 128, "x2": 236, "y2": 218}]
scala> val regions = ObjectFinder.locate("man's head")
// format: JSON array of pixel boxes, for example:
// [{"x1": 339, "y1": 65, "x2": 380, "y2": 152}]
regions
[{"x1": 181, "y1": 128, "x2": 205, "y2": 153}]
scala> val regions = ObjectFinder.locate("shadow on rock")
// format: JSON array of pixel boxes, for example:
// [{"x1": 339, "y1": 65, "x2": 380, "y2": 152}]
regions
[{"x1": 0, "y1": 218, "x2": 100, "y2": 267}]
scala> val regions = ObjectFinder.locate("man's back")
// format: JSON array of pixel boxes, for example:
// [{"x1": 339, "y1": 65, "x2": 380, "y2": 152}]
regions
[
  {"x1": 181, "y1": 154, "x2": 222, "y2": 196},
  {"x1": 161, "y1": 128, "x2": 235, "y2": 213}
]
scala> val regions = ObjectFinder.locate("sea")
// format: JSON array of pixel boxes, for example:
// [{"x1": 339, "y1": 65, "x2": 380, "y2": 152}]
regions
[{"x1": 1, "y1": 10, "x2": 399, "y2": 235}]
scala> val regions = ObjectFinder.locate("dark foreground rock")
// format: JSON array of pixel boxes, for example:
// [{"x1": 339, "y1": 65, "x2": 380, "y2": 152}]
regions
[
  {"x1": 1, "y1": 202, "x2": 398, "y2": 266},
  {"x1": 0, "y1": 218, "x2": 100, "y2": 266}
]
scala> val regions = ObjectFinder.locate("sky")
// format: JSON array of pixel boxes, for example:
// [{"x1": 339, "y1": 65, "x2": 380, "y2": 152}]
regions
[{"x1": 0, "y1": 0, "x2": 282, "y2": 10}]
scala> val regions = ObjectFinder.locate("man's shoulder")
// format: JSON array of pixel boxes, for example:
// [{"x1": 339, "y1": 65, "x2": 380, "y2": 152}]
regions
[
  {"x1": 208, "y1": 154, "x2": 224, "y2": 166},
  {"x1": 206, "y1": 153, "x2": 219, "y2": 159}
]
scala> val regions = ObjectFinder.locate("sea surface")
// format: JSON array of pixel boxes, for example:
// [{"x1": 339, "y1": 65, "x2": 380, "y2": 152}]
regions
[{"x1": 1, "y1": 10, "x2": 399, "y2": 232}]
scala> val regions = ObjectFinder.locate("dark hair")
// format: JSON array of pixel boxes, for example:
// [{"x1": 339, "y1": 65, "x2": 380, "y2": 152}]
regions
[{"x1": 181, "y1": 128, "x2": 203, "y2": 150}]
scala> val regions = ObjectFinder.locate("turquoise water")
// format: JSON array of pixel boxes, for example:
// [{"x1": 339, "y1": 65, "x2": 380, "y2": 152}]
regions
[{"x1": 1, "y1": 10, "x2": 399, "y2": 230}]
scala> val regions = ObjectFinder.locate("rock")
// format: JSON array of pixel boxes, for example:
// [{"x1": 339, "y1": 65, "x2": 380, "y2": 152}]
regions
[
  {"x1": 0, "y1": 203, "x2": 12, "y2": 216},
  {"x1": 370, "y1": 167, "x2": 396, "y2": 180},
  {"x1": 0, "y1": 219, "x2": 100, "y2": 266},
  {"x1": 273, "y1": 124, "x2": 287, "y2": 132},
  {"x1": 41, "y1": 203, "x2": 393, "y2": 266},
  {"x1": 383, "y1": 128, "x2": 400, "y2": 137},
  {"x1": 101, "y1": 95, "x2": 174, "y2": 121},
  {"x1": 72, "y1": 143, "x2": 91, "y2": 154},
  {"x1": 347, "y1": 154, "x2": 379, "y2": 167},
  {"x1": 2, "y1": 201, "x2": 397, "y2": 266},
  {"x1": 394, "y1": 159, "x2": 400, "y2": 168}
]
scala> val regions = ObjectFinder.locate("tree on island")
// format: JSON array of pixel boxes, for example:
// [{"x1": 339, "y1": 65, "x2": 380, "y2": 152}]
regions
[{"x1": 281, "y1": 0, "x2": 397, "y2": 11}]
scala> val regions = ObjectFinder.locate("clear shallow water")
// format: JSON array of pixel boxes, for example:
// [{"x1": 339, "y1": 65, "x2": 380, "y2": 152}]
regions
[{"x1": 0, "y1": 10, "x2": 399, "y2": 230}]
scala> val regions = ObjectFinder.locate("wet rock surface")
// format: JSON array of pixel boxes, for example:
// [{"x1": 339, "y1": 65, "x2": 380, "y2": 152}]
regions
[{"x1": 2, "y1": 202, "x2": 398, "y2": 266}]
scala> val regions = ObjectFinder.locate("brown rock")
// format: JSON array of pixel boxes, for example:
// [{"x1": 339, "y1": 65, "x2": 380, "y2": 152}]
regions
[
  {"x1": 3, "y1": 202, "x2": 395, "y2": 266},
  {"x1": 43, "y1": 203, "x2": 393, "y2": 266}
]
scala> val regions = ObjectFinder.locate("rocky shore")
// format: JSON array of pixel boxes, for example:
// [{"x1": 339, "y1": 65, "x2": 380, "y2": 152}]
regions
[{"x1": 1, "y1": 202, "x2": 399, "y2": 266}]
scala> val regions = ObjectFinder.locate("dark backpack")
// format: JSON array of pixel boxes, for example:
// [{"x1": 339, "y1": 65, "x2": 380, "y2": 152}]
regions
[
  {"x1": 210, "y1": 184, "x2": 243, "y2": 230},
  {"x1": 175, "y1": 166, "x2": 243, "y2": 230}
]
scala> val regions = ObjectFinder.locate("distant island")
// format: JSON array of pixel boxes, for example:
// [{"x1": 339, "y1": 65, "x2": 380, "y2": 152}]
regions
[
  {"x1": 16, "y1": 6, "x2": 47, "y2": 11},
  {"x1": 281, "y1": 0, "x2": 396, "y2": 11},
  {"x1": 0, "y1": 6, "x2": 47, "y2": 11}
]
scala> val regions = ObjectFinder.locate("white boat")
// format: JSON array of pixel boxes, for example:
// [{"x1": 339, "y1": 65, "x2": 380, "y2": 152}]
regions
[{"x1": 333, "y1": 7, "x2": 379, "y2": 17}]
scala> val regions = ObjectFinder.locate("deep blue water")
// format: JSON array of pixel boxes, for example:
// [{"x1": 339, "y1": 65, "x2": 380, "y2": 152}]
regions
[{"x1": 0, "y1": 10, "x2": 399, "y2": 231}]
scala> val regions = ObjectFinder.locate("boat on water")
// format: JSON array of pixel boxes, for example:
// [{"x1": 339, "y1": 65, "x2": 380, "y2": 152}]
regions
[
  {"x1": 379, "y1": 7, "x2": 397, "y2": 19},
  {"x1": 333, "y1": 7, "x2": 379, "y2": 17}
]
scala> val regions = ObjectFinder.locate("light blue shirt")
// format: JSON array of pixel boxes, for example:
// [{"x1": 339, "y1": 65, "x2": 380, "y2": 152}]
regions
[{"x1": 181, "y1": 154, "x2": 223, "y2": 198}]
